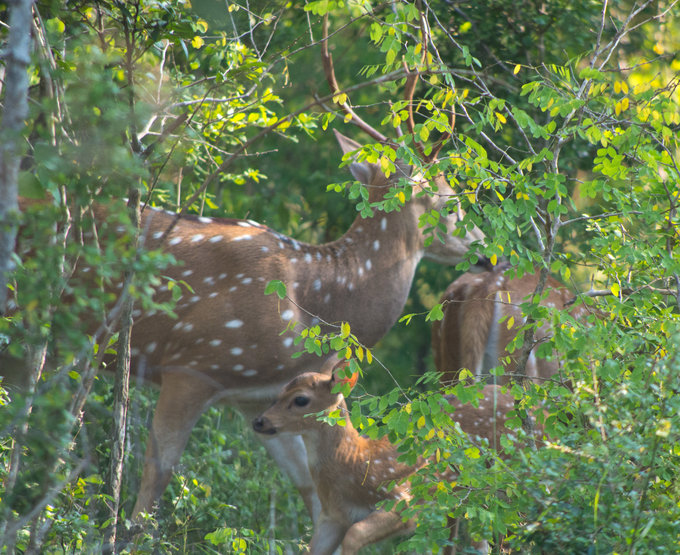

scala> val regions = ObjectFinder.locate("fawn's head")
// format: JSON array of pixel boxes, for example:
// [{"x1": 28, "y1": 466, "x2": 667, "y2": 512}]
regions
[{"x1": 252, "y1": 361, "x2": 358, "y2": 436}]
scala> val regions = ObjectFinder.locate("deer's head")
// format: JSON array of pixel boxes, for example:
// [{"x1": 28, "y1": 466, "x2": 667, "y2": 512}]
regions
[
  {"x1": 334, "y1": 130, "x2": 487, "y2": 270},
  {"x1": 252, "y1": 361, "x2": 356, "y2": 436}
]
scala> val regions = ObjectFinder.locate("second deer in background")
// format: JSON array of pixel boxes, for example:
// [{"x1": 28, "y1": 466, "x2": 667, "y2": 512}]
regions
[
  {"x1": 252, "y1": 360, "x2": 520, "y2": 555},
  {"x1": 432, "y1": 263, "x2": 584, "y2": 386}
]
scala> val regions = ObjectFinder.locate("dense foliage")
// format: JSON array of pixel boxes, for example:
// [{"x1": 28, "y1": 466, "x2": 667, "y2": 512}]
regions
[{"x1": 1, "y1": 0, "x2": 679, "y2": 553}]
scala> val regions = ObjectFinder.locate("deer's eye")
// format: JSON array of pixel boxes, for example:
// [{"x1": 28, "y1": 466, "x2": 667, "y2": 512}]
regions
[{"x1": 293, "y1": 396, "x2": 310, "y2": 407}]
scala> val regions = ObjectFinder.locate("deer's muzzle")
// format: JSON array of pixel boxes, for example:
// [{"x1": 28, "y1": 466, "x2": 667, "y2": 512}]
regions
[{"x1": 252, "y1": 416, "x2": 277, "y2": 435}]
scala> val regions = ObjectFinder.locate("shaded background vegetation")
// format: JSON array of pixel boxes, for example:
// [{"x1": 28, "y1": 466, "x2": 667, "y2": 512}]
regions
[{"x1": 1, "y1": 0, "x2": 680, "y2": 553}]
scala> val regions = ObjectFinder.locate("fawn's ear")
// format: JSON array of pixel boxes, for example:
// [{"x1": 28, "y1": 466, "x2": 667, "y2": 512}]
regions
[{"x1": 330, "y1": 359, "x2": 359, "y2": 393}]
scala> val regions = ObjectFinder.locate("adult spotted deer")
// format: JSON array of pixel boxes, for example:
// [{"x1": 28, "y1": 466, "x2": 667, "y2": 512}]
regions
[
  {"x1": 432, "y1": 263, "x2": 583, "y2": 386},
  {"x1": 252, "y1": 360, "x2": 518, "y2": 555},
  {"x1": 4, "y1": 130, "x2": 487, "y2": 522}
]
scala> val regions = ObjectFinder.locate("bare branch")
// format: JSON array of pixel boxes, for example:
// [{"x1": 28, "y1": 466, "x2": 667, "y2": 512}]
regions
[{"x1": 321, "y1": 14, "x2": 388, "y2": 143}]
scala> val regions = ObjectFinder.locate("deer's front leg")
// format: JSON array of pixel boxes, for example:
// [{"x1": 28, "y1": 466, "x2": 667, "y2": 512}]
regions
[
  {"x1": 307, "y1": 514, "x2": 348, "y2": 555},
  {"x1": 341, "y1": 510, "x2": 415, "y2": 555},
  {"x1": 132, "y1": 371, "x2": 216, "y2": 518},
  {"x1": 253, "y1": 428, "x2": 323, "y2": 523}
]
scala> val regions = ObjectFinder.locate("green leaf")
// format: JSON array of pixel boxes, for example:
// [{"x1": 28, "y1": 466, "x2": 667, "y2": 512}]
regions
[
  {"x1": 264, "y1": 280, "x2": 287, "y2": 299},
  {"x1": 426, "y1": 303, "x2": 444, "y2": 321}
]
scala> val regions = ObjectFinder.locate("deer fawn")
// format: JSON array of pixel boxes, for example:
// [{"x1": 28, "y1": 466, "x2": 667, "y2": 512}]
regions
[
  {"x1": 252, "y1": 361, "x2": 517, "y2": 554},
  {"x1": 432, "y1": 263, "x2": 586, "y2": 386}
]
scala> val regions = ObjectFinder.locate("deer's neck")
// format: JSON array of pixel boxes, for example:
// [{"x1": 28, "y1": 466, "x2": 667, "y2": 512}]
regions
[
  {"x1": 288, "y1": 203, "x2": 424, "y2": 346},
  {"x1": 301, "y1": 402, "x2": 415, "y2": 510}
]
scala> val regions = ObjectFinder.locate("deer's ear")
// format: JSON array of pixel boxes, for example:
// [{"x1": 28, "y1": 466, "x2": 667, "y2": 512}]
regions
[
  {"x1": 334, "y1": 129, "x2": 361, "y2": 154},
  {"x1": 334, "y1": 130, "x2": 379, "y2": 186},
  {"x1": 330, "y1": 359, "x2": 359, "y2": 394}
]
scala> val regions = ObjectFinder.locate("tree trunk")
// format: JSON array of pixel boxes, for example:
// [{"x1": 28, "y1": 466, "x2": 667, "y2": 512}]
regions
[{"x1": 0, "y1": 0, "x2": 33, "y2": 314}]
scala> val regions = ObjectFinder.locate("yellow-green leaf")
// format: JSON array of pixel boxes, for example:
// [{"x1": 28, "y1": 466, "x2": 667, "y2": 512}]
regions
[
  {"x1": 191, "y1": 36, "x2": 204, "y2": 49},
  {"x1": 341, "y1": 322, "x2": 351, "y2": 338},
  {"x1": 464, "y1": 447, "x2": 480, "y2": 459},
  {"x1": 513, "y1": 64, "x2": 521, "y2": 75},
  {"x1": 196, "y1": 19, "x2": 208, "y2": 33},
  {"x1": 610, "y1": 283, "x2": 621, "y2": 297}
]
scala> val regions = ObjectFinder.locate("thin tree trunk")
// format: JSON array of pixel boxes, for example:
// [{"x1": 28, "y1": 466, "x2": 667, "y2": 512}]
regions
[
  {"x1": 104, "y1": 189, "x2": 141, "y2": 552},
  {"x1": 0, "y1": 0, "x2": 33, "y2": 314}
]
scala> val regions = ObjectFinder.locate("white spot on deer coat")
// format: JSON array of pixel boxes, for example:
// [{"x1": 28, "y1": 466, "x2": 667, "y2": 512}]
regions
[
  {"x1": 219, "y1": 273, "x2": 227, "y2": 280},
  {"x1": 366, "y1": 259, "x2": 372, "y2": 271},
  {"x1": 209, "y1": 235, "x2": 223, "y2": 243},
  {"x1": 234, "y1": 234, "x2": 252, "y2": 242},
  {"x1": 183, "y1": 323, "x2": 194, "y2": 332},
  {"x1": 225, "y1": 319, "x2": 244, "y2": 328},
  {"x1": 169, "y1": 237, "x2": 182, "y2": 245},
  {"x1": 381, "y1": 217, "x2": 387, "y2": 231},
  {"x1": 305, "y1": 253, "x2": 312, "y2": 263},
  {"x1": 145, "y1": 342, "x2": 157, "y2": 354},
  {"x1": 182, "y1": 269, "x2": 194, "y2": 277},
  {"x1": 233, "y1": 364, "x2": 244, "y2": 371},
  {"x1": 198, "y1": 216, "x2": 212, "y2": 224},
  {"x1": 209, "y1": 292, "x2": 218, "y2": 298},
  {"x1": 242, "y1": 277, "x2": 253, "y2": 285},
  {"x1": 204, "y1": 276, "x2": 215, "y2": 285},
  {"x1": 281, "y1": 309, "x2": 294, "y2": 321},
  {"x1": 283, "y1": 337, "x2": 294, "y2": 348},
  {"x1": 313, "y1": 279, "x2": 321, "y2": 291},
  {"x1": 261, "y1": 246, "x2": 269, "y2": 253},
  {"x1": 231, "y1": 347, "x2": 243, "y2": 356},
  {"x1": 153, "y1": 231, "x2": 164, "y2": 239},
  {"x1": 373, "y1": 240, "x2": 380, "y2": 251},
  {"x1": 191, "y1": 234, "x2": 205, "y2": 242},
  {"x1": 209, "y1": 339, "x2": 222, "y2": 347},
  {"x1": 243, "y1": 369, "x2": 258, "y2": 377}
]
